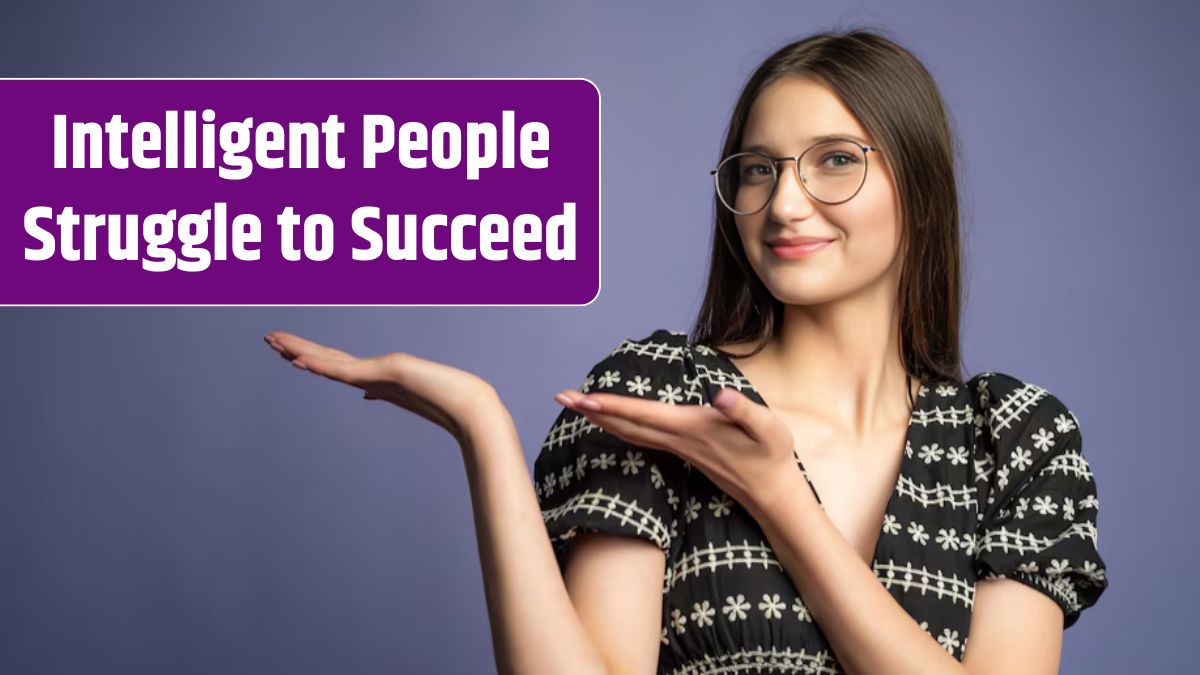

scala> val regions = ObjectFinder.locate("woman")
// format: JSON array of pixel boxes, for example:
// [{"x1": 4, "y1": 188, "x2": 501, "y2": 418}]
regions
[{"x1": 263, "y1": 28, "x2": 1107, "y2": 674}]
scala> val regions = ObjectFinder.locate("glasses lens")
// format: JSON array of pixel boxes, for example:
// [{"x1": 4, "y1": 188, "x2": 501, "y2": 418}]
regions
[
  {"x1": 800, "y1": 141, "x2": 868, "y2": 204},
  {"x1": 714, "y1": 141, "x2": 869, "y2": 213},
  {"x1": 715, "y1": 152, "x2": 775, "y2": 215}
]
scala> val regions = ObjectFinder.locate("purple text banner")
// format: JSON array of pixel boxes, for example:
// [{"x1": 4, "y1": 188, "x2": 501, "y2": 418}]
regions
[{"x1": 1, "y1": 79, "x2": 600, "y2": 305}]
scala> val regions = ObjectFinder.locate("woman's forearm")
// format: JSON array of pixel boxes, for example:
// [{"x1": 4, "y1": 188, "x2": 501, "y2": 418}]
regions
[
  {"x1": 457, "y1": 390, "x2": 608, "y2": 675},
  {"x1": 748, "y1": 469, "x2": 966, "y2": 675}
]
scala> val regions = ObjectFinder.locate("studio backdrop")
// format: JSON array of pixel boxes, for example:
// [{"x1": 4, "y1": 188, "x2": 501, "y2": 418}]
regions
[{"x1": 2, "y1": 1, "x2": 1191, "y2": 673}]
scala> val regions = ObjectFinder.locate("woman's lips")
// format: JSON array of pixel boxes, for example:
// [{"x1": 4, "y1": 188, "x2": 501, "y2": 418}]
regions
[{"x1": 768, "y1": 239, "x2": 833, "y2": 259}]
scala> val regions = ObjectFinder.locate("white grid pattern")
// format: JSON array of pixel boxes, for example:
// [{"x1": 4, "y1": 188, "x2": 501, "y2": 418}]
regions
[
  {"x1": 668, "y1": 540, "x2": 783, "y2": 586},
  {"x1": 541, "y1": 487, "x2": 672, "y2": 553},
  {"x1": 976, "y1": 520, "x2": 1099, "y2": 556},
  {"x1": 665, "y1": 646, "x2": 842, "y2": 675},
  {"x1": 894, "y1": 474, "x2": 979, "y2": 510},
  {"x1": 1040, "y1": 447, "x2": 1095, "y2": 480},
  {"x1": 982, "y1": 380, "x2": 1051, "y2": 443},
  {"x1": 872, "y1": 560, "x2": 976, "y2": 608}
]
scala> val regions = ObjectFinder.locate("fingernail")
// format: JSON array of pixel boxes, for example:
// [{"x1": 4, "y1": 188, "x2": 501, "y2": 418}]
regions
[
  {"x1": 578, "y1": 397, "x2": 602, "y2": 411},
  {"x1": 554, "y1": 392, "x2": 572, "y2": 407},
  {"x1": 715, "y1": 388, "x2": 736, "y2": 410}
]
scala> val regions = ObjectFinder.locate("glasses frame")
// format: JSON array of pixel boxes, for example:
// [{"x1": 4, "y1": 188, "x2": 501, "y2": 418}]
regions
[{"x1": 709, "y1": 139, "x2": 878, "y2": 214}]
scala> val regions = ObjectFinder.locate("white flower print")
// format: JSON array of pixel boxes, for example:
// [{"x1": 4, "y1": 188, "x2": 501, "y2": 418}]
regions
[
  {"x1": 582, "y1": 373, "x2": 595, "y2": 392},
  {"x1": 791, "y1": 596, "x2": 812, "y2": 622},
  {"x1": 918, "y1": 620, "x2": 931, "y2": 635},
  {"x1": 918, "y1": 443, "x2": 945, "y2": 464},
  {"x1": 907, "y1": 522, "x2": 930, "y2": 545},
  {"x1": 660, "y1": 626, "x2": 668, "y2": 646},
  {"x1": 1054, "y1": 413, "x2": 1078, "y2": 434},
  {"x1": 690, "y1": 601, "x2": 715, "y2": 628},
  {"x1": 1010, "y1": 446, "x2": 1033, "y2": 471},
  {"x1": 996, "y1": 465, "x2": 1011, "y2": 490},
  {"x1": 665, "y1": 488, "x2": 680, "y2": 508},
  {"x1": 649, "y1": 464, "x2": 664, "y2": 488},
  {"x1": 626, "y1": 375, "x2": 652, "y2": 396},
  {"x1": 1017, "y1": 560, "x2": 1039, "y2": 574},
  {"x1": 1048, "y1": 558, "x2": 1072, "y2": 575},
  {"x1": 946, "y1": 446, "x2": 969, "y2": 466},
  {"x1": 937, "y1": 628, "x2": 961, "y2": 653},
  {"x1": 1032, "y1": 495, "x2": 1058, "y2": 516},
  {"x1": 1031, "y1": 427, "x2": 1056, "y2": 452},
  {"x1": 960, "y1": 532, "x2": 977, "y2": 555},
  {"x1": 1082, "y1": 560, "x2": 1105, "y2": 581},
  {"x1": 558, "y1": 465, "x2": 573, "y2": 488},
  {"x1": 621, "y1": 451, "x2": 645, "y2": 475},
  {"x1": 936, "y1": 384, "x2": 958, "y2": 397},
  {"x1": 684, "y1": 497, "x2": 702, "y2": 523},
  {"x1": 758, "y1": 593, "x2": 785, "y2": 620},
  {"x1": 918, "y1": 385, "x2": 929, "y2": 397},
  {"x1": 595, "y1": 370, "x2": 621, "y2": 389},
  {"x1": 591, "y1": 452, "x2": 617, "y2": 470},
  {"x1": 935, "y1": 528, "x2": 960, "y2": 551},
  {"x1": 670, "y1": 607, "x2": 687, "y2": 634},
  {"x1": 1063, "y1": 496, "x2": 1075, "y2": 520},
  {"x1": 657, "y1": 383, "x2": 684, "y2": 405},
  {"x1": 1015, "y1": 497, "x2": 1030, "y2": 520},
  {"x1": 723, "y1": 594, "x2": 750, "y2": 621},
  {"x1": 709, "y1": 494, "x2": 733, "y2": 518},
  {"x1": 881, "y1": 514, "x2": 901, "y2": 535},
  {"x1": 693, "y1": 344, "x2": 717, "y2": 357},
  {"x1": 904, "y1": 439, "x2": 914, "y2": 459},
  {"x1": 973, "y1": 456, "x2": 989, "y2": 477},
  {"x1": 574, "y1": 454, "x2": 588, "y2": 481}
]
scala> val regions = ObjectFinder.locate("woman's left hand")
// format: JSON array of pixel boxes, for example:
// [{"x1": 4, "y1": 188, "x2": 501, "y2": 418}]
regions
[{"x1": 554, "y1": 387, "x2": 802, "y2": 516}]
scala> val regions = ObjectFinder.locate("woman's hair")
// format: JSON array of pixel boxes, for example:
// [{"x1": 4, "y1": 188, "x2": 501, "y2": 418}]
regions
[{"x1": 688, "y1": 27, "x2": 965, "y2": 385}]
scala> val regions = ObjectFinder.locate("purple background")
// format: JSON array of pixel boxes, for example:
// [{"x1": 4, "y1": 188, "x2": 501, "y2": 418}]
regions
[
  {"x1": 2, "y1": 79, "x2": 599, "y2": 304},
  {"x1": 1, "y1": 1, "x2": 1192, "y2": 673}
]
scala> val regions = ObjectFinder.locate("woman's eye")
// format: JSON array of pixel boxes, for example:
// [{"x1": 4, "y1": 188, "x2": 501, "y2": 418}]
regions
[
  {"x1": 822, "y1": 152, "x2": 859, "y2": 168},
  {"x1": 742, "y1": 164, "x2": 772, "y2": 178}
]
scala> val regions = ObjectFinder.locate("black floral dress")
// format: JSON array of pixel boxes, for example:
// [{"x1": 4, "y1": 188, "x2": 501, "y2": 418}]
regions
[{"x1": 533, "y1": 329, "x2": 1108, "y2": 674}]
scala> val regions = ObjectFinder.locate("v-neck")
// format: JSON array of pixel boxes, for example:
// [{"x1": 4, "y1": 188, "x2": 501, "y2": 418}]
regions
[{"x1": 707, "y1": 346, "x2": 928, "y2": 569}]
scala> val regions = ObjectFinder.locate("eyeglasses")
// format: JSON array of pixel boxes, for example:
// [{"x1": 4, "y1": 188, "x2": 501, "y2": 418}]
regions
[{"x1": 710, "y1": 139, "x2": 878, "y2": 215}]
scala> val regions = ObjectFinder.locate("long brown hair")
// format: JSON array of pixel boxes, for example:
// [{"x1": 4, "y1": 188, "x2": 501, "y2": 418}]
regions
[{"x1": 688, "y1": 27, "x2": 965, "y2": 385}]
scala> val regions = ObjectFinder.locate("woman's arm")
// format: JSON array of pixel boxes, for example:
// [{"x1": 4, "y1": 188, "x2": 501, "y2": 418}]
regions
[
  {"x1": 747, "y1": 470, "x2": 1063, "y2": 675},
  {"x1": 458, "y1": 389, "x2": 664, "y2": 675},
  {"x1": 262, "y1": 333, "x2": 662, "y2": 675}
]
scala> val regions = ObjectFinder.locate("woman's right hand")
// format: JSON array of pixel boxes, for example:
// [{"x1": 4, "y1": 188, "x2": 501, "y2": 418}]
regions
[{"x1": 263, "y1": 331, "x2": 501, "y2": 447}]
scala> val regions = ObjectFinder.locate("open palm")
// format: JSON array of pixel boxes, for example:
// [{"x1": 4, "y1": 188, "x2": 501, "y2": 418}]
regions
[{"x1": 263, "y1": 331, "x2": 496, "y2": 446}]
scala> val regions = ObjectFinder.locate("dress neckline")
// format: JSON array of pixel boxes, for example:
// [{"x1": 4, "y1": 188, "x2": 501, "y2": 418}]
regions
[{"x1": 706, "y1": 346, "x2": 928, "y2": 570}]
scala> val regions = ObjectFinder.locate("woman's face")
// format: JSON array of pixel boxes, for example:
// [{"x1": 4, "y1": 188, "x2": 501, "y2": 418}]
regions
[{"x1": 734, "y1": 76, "x2": 903, "y2": 308}]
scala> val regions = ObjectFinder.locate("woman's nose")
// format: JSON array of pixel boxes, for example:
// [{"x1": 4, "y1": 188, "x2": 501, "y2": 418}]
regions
[{"x1": 768, "y1": 162, "x2": 817, "y2": 218}]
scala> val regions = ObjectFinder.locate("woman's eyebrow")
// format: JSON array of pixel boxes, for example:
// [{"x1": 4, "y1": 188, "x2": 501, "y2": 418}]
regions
[{"x1": 740, "y1": 133, "x2": 869, "y2": 153}]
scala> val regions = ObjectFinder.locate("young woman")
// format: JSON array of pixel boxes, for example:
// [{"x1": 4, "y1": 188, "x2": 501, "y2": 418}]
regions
[{"x1": 263, "y1": 29, "x2": 1107, "y2": 675}]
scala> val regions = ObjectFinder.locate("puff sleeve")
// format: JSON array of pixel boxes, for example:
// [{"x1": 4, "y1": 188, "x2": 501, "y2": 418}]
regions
[
  {"x1": 533, "y1": 330, "x2": 691, "y2": 574},
  {"x1": 970, "y1": 372, "x2": 1109, "y2": 628}
]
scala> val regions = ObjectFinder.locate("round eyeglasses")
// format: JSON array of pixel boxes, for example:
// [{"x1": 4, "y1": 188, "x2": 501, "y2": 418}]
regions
[{"x1": 710, "y1": 139, "x2": 878, "y2": 215}]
